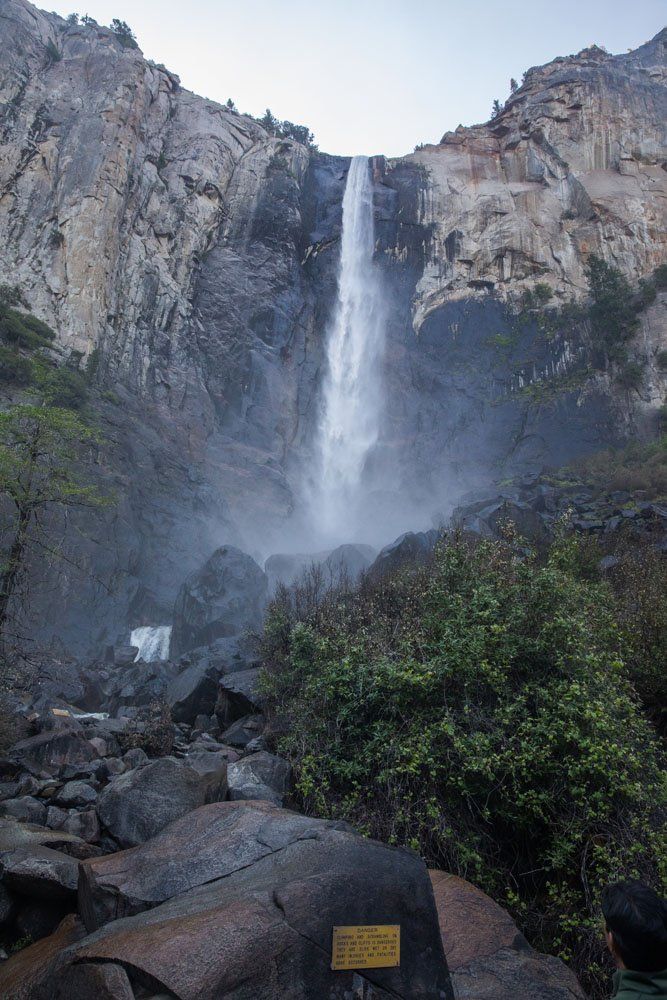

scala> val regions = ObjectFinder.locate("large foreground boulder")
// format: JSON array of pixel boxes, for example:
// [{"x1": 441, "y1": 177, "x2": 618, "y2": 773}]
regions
[
  {"x1": 61, "y1": 800, "x2": 451, "y2": 998},
  {"x1": 96, "y1": 756, "x2": 227, "y2": 848},
  {"x1": 79, "y1": 800, "x2": 345, "y2": 929},
  {"x1": 430, "y1": 870, "x2": 585, "y2": 999},
  {"x1": 171, "y1": 546, "x2": 268, "y2": 656}
]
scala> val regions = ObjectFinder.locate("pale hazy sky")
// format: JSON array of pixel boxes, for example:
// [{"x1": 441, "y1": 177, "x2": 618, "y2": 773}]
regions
[{"x1": 47, "y1": 0, "x2": 665, "y2": 157}]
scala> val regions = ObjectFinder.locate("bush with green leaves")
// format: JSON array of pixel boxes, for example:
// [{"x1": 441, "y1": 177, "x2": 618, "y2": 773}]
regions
[
  {"x1": 262, "y1": 533, "x2": 667, "y2": 997},
  {"x1": 110, "y1": 18, "x2": 138, "y2": 49},
  {"x1": 585, "y1": 255, "x2": 641, "y2": 364},
  {"x1": 0, "y1": 347, "x2": 33, "y2": 386},
  {"x1": 0, "y1": 306, "x2": 55, "y2": 352},
  {"x1": 566, "y1": 436, "x2": 667, "y2": 497}
]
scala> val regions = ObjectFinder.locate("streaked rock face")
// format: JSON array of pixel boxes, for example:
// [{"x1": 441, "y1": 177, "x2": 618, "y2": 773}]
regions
[
  {"x1": 0, "y1": 0, "x2": 664, "y2": 651},
  {"x1": 391, "y1": 37, "x2": 667, "y2": 329}
]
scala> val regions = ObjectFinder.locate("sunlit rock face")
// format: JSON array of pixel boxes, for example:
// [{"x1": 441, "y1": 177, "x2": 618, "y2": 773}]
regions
[{"x1": 0, "y1": 0, "x2": 664, "y2": 652}]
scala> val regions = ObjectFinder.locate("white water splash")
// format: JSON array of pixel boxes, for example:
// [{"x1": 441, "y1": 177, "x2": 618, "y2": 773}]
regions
[
  {"x1": 130, "y1": 625, "x2": 172, "y2": 662},
  {"x1": 311, "y1": 155, "x2": 386, "y2": 542}
]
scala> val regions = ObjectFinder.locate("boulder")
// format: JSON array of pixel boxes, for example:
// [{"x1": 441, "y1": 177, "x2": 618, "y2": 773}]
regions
[
  {"x1": 0, "y1": 913, "x2": 86, "y2": 1000},
  {"x1": 10, "y1": 729, "x2": 99, "y2": 777},
  {"x1": 322, "y1": 542, "x2": 376, "y2": 584},
  {"x1": 215, "y1": 668, "x2": 263, "y2": 727},
  {"x1": 51, "y1": 961, "x2": 135, "y2": 999},
  {"x1": 62, "y1": 808, "x2": 100, "y2": 844},
  {"x1": 167, "y1": 637, "x2": 262, "y2": 724},
  {"x1": 0, "y1": 844, "x2": 79, "y2": 901},
  {"x1": 429, "y1": 870, "x2": 585, "y2": 999},
  {"x1": 114, "y1": 644, "x2": 139, "y2": 666},
  {"x1": 53, "y1": 780, "x2": 97, "y2": 808},
  {"x1": 0, "y1": 816, "x2": 90, "y2": 857},
  {"x1": 96, "y1": 756, "x2": 227, "y2": 848},
  {"x1": 122, "y1": 747, "x2": 148, "y2": 769},
  {"x1": 368, "y1": 530, "x2": 439, "y2": 581},
  {"x1": 220, "y1": 713, "x2": 265, "y2": 748},
  {"x1": 171, "y1": 546, "x2": 268, "y2": 656},
  {"x1": 78, "y1": 800, "x2": 340, "y2": 928},
  {"x1": 0, "y1": 795, "x2": 47, "y2": 825},
  {"x1": 68, "y1": 800, "x2": 451, "y2": 998},
  {"x1": 227, "y1": 751, "x2": 291, "y2": 806}
]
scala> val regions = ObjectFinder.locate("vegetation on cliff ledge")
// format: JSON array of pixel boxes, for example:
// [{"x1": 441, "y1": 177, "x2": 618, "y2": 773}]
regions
[{"x1": 262, "y1": 529, "x2": 667, "y2": 998}]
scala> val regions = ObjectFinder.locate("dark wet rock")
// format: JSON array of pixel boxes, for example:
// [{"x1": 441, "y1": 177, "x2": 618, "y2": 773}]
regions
[
  {"x1": 78, "y1": 800, "x2": 340, "y2": 929},
  {"x1": 0, "y1": 913, "x2": 86, "y2": 999},
  {"x1": 183, "y1": 750, "x2": 234, "y2": 779},
  {"x1": 368, "y1": 530, "x2": 439, "y2": 581},
  {"x1": 0, "y1": 796, "x2": 47, "y2": 826},
  {"x1": 114, "y1": 645, "x2": 139, "y2": 666},
  {"x1": 53, "y1": 781, "x2": 97, "y2": 808},
  {"x1": 122, "y1": 747, "x2": 149, "y2": 769},
  {"x1": 227, "y1": 751, "x2": 291, "y2": 806},
  {"x1": 0, "y1": 844, "x2": 79, "y2": 901},
  {"x1": 10, "y1": 730, "x2": 99, "y2": 777},
  {"x1": 165, "y1": 661, "x2": 221, "y2": 726},
  {"x1": 15, "y1": 898, "x2": 72, "y2": 942},
  {"x1": 56, "y1": 809, "x2": 100, "y2": 845},
  {"x1": 171, "y1": 546, "x2": 268, "y2": 656},
  {"x1": 73, "y1": 799, "x2": 449, "y2": 999},
  {"x1": 51, "y1": 960, "x2": 135, "y2": 1000},
  {"x1": 430, "y1": 870, "x2": 584, "y2": 999},
  {"x1": 96, "y1": 756, "x2": 227, "y2": 848},
  {"x1": 215, "y1": 669, "x2": 263, "y2": 728},
  {"x1": 220, "y1": 713, "x2": 265, "y2": 748},
  {"x1": 45, "y1": 806, "x2": 69, "y2": 830},
  {"x1": 0, "y1": 781, "x2": 19, "y2": 801},
  {"x1": 0, "y1": 882, "x2": 17, "y2": 926}
]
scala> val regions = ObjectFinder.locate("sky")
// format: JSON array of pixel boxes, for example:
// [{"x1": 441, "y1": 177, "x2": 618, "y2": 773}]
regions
[{"x1": 46, "y1": 0, "x2": 666, "y2": 157}]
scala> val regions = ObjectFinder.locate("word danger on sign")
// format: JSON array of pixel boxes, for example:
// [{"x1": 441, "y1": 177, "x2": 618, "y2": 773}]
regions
[{"x1": 331, "y1": 925, "x2": 401, "y2": 971}]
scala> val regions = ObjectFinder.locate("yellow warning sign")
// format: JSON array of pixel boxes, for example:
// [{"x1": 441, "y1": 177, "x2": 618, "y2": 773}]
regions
[{"x1": 331, "y1": 924, "x2": 400, "y2": 971}]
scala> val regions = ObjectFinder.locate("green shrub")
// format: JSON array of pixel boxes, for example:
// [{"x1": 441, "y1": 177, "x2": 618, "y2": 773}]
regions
[
  {"x1": 0, "y1": 306, "x2": 55, "y2": 351},
  {"x1": 35, "y1": 365, "x2": 88, "y2": 409},
  {"x1": 585, "y1": 255, "x2": 640, "y2": 361},
  {"x1": 567, "y1": 437, "x2": 667, "y2": 497},
  {"x1": 0, "y1": 284, "x2": 25, "y2": 308},
  {"x1": 656, "y1": 350, "x2": 667, "y2": 370},
  {"x1": 0, "y1": 347, "x2": 33, "y2": 385},
  {"x1": 45, "y1": 39, "x2": 61, "y2": 63},
  {"x1": 262, "y1": 534, "x2": 667, "y2": 998},
  {"x1": 615, "y1": 360, "x2": 644, "y2": 391},
  {"x1": 110, "y1": 18, "x2": 138, "y2": 49}
]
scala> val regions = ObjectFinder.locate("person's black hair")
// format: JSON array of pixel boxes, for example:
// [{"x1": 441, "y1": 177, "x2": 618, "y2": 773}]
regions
[{"x1": 602, "y1": 881, "x2": 667, "y2": 973}]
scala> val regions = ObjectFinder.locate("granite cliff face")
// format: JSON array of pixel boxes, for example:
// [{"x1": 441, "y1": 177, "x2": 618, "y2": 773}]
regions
[{"x1": 0, "y1": 0, "x2": 665, "y2": 653}]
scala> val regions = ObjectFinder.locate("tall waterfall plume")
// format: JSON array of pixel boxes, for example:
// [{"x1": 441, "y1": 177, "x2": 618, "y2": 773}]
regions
[{"x1": 310, "y1": 155, "x2": 386, "y2": 543}]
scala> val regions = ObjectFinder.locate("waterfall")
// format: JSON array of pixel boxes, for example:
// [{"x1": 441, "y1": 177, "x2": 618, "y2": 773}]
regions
[
  {"x1": 130, "y1": 625, "x2": 172, "y2": 662},
  {"x1": 311, "y1": 155, "x2": 386, "y2": 542}
]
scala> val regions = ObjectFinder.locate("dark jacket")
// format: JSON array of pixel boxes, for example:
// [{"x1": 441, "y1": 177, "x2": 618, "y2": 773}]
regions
[{"x1": 612, "y1": 969, "x2": 667, "y2": 998}]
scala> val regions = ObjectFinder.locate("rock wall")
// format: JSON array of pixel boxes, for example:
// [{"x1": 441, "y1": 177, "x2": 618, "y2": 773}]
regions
[{"x1": 0, "y1": 0, "x2": 665, "y2": 653}]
